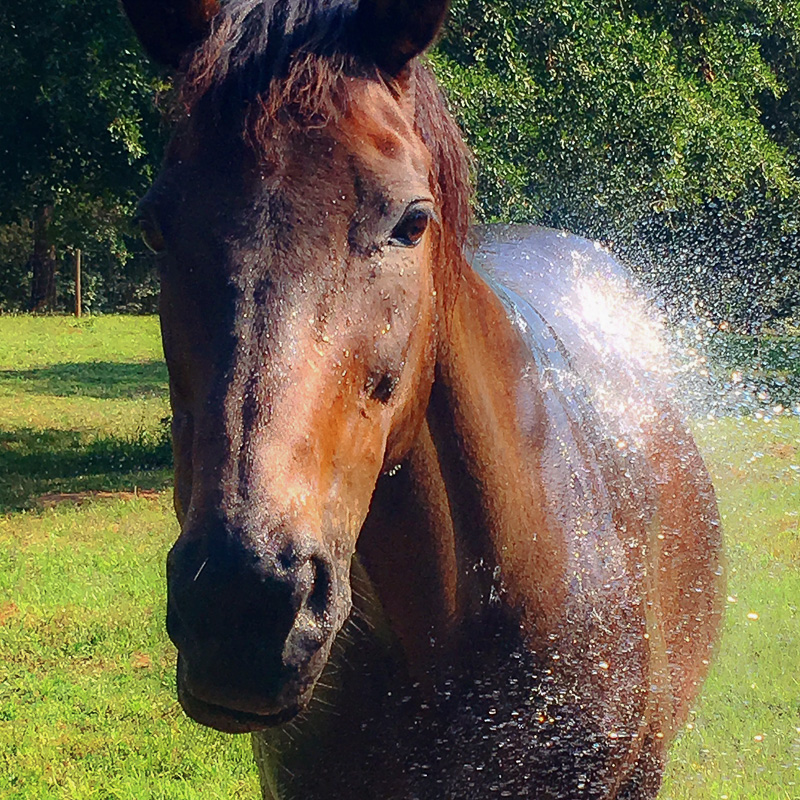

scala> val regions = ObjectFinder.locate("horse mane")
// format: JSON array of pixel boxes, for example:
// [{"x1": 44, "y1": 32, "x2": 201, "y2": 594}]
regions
[{"x1": 180, "y1": 0, "x2": 472, "y2": 297}]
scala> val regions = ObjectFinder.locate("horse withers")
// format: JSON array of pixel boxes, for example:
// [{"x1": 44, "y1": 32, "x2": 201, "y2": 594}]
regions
[{"x1": 122, "y1": 0, "x2": 724, "y2": 797}]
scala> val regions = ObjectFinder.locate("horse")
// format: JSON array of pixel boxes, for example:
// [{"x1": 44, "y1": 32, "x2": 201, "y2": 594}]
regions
[{"x1": 121, "y1": 0, "x2": 724, "y2": 797}]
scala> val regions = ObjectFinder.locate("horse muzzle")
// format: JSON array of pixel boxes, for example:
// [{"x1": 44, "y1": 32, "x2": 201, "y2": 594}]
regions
[{"x1": 165, "y1": 524, "x2": 350, "y2": 733}]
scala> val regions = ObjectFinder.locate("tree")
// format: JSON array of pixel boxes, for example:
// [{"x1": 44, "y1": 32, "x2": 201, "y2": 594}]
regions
[
  {"x1": 431, "y1": 0, "x2": 800, "y2": 329},
  {"x1": 0, "y1": 0, "x2": 167, "y2": 311},
  {"x1": 1, "y1": 0, "x2": 799, "y2": 326}
]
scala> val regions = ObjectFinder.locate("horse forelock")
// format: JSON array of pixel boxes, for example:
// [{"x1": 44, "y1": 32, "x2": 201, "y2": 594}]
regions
[
  {"x1": 181, "y1": 0, "x2": 360, "y2": 125},
  {"x1": 179, "y1": 0, "x2": 472, "y2": 309}
]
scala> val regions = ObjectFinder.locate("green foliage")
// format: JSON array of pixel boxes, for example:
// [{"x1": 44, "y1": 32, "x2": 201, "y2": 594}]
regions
[
  {"x1": 0, "y1": 222, "x2": 34, "y2": 312},
  {"x1": 2, "y1": 1, "x2": 800, "y2": 323},
  {"x1": 434, "y1": 0, "x2": 800, "y2": 223},
  {"x1": 0, "y1": 0, "x2": 168, "y2": 311},
  {"x1": 702, "y1": 331, "x2": 800, "y2": 410},
  {"x1": 432, "y1": 0, "x2": 800, "y2": 329}
]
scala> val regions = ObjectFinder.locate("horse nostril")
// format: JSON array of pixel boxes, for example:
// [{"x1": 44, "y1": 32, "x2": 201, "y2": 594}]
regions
[
  {"x1": 280, "y1": 552, "x2": 337, "y2": 670},
  {"x1": 168, "y1": 529, "x2": 338, "y2": 672},
  {"x1": 294, "y1": 554, "x2": 332, "y2": 621},
  {"x1": 306, "y1": 555, "x2": 332, "y2": 619},
  {"x1": 277, "y1": 544, "x2": 301, "y2": 573},
  {"x1": 368, "y1": 373, "x2": 399, "y2": 403}
]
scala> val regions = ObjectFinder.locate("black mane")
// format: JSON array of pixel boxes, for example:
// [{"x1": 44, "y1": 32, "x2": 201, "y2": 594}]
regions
[{"x1": 183, "y1": 0, "x2": 364, "y2": 116}]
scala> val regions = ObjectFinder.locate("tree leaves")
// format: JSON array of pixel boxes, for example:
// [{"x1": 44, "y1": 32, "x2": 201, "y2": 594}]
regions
[
  {"x1": 433, "y1": 0, "x2": 800, "y2": 328},
  {"x1": 0, "y1": 0, "x2": 168, "y2": 311}
]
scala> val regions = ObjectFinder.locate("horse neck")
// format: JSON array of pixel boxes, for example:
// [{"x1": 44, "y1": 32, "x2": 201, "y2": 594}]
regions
[{"x1": 357, "y1": 262, "x2": 569, "y2": 682}]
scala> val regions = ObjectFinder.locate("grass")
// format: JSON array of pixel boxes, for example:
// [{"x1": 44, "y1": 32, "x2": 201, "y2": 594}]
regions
[
  {"x1": 0, "y1": 316, "x2": 259, "y2": 799},
  {"x1": 1, "y1": 315, "x2": 799, "y2": 798},
  {"x1": 0, "y1": 316, "x2": 172, "y2": 512},
  {"x1": 660, "y1": 415, "x2": 800, "y2": 799},
  {"x1": 0, "y1": 498, "x2": 258, "y2": 799}
]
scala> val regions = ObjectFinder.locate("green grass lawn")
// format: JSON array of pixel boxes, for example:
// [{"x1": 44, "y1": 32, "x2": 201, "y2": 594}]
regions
[
  {"x1": 0, "y1": 316, "x2": 173, "y2": 511},
  {"x1": 1, "y1": 315, "x2": 799, "y2": 798},
  {"x1": 660, "y1": 415, "x2": 800, "y2": 800},
  {"x1": 0, "y1": 316, "x2": 259, "y2": 799}
]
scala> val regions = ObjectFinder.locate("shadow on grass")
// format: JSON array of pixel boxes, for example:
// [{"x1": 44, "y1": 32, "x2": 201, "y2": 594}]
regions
[
  {"x1": 0, "y1": 426, "x2": 173, "y2": 512},
  {"x1": 0, "y1": 361, "x2": 168, "y2": 399}
]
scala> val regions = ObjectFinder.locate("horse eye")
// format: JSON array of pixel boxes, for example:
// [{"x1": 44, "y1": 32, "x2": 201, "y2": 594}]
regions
[
  {"x1": 138, "y1": 218, "x2": 166, "y2": 254},
  {"x1": 390, "y1": 206, "x2": 431, "y2": 247}
]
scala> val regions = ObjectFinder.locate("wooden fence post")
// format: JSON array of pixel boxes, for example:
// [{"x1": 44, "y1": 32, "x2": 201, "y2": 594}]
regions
[{"x1": 75, "y1": 249, "x2": 82, "y2": 318}]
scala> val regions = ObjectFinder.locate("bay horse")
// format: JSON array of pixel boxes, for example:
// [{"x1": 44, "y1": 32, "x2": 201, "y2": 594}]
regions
[{"x1": 122, "y1": 0, "x2": 724, "y2": 797}]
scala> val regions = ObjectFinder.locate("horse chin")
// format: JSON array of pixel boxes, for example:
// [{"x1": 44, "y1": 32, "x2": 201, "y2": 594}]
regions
[
  {"x1": 175, "y1": 655, "x2": 316, "y2": 734},
  {"x1": 179, "y1": 688, "x2": 304, "y2": 734}
]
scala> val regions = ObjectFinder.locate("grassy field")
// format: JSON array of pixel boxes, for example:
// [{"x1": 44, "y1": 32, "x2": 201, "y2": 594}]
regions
[
  {"x1": 1, "y1": 315, "x2": 799, "y2": 799},
  {"x1": 660, "y1": 415, "x2": 800, "y2": 800},
  {"x1": 0, "y1": 316, "x2": 259, "y2": 799}
]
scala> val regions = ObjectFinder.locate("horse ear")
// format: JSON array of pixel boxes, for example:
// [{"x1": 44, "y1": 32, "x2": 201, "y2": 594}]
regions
[
  {"x1": 121, "y1": 0, "x2": 220, "y2": 69},
  {"x1": 355, "y1": 0, "x2": 450, "y2": 75}
]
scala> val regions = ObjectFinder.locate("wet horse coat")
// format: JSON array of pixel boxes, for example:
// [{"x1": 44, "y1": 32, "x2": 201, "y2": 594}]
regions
[
  {"x1": 122, "y1": 0, "x2": 724, "y2": 797},
  {"x1": 253, "y1": 225, "x2": 723, "y2": 799}
]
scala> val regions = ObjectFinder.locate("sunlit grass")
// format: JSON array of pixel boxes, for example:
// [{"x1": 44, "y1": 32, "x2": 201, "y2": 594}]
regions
[
  {"x1": 0, "y1": 314, "x2": 169, "y2": 439},
  {"x1": 0, "y1": 316, "x2": 259, "y2": 799},
  {"x1": 0, "y1": 316, "x2": 171, "y2": 511},
  {"x1": 661, "y1": 416, "x2": 800, "y2": 800},
  {"x1": 0, "y1": 497, "x2": 259, "y2": 800},
  {"x1": 1, "y1": 316, "x2": 798, "y2": 798},
  {"x1": 0, "y1": 315, "x2": 164, "y2": 370}
]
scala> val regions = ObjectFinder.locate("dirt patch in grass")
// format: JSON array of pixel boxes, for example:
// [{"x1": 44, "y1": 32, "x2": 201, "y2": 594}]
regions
[
  {"x1": 35, "y1": 489, "x2": 162, "y2": 509},
  {"x1": 766, "y1": 441, "x2": 797, "y2": 460},
  {"x1": 0, "y1": 601, "x2": 19, "y2": 625}
]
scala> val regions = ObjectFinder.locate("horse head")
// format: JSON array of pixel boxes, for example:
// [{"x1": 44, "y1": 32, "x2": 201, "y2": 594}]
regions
[{"x1": 124, "y1": 0, "x2": 469, "y2": 733}]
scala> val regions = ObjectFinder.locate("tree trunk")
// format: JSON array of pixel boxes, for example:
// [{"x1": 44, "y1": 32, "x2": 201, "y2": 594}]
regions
[{"x1": 29, "y1": 205, "x2": 57, "y2": 312}]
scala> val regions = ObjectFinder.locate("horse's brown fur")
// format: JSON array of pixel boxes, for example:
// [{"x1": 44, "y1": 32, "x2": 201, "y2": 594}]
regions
[
  {"x1": 122, "y1": 0, "x2": 724, "y2": 797},
  {"x1": 179, "y1": 0, "x2": 472, "y2": 308}
]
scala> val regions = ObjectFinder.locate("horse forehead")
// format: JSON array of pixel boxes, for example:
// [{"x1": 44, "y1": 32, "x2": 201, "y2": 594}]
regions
[{"x1": 339, "y1": 81, "x2": 431, "y2": 180}]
